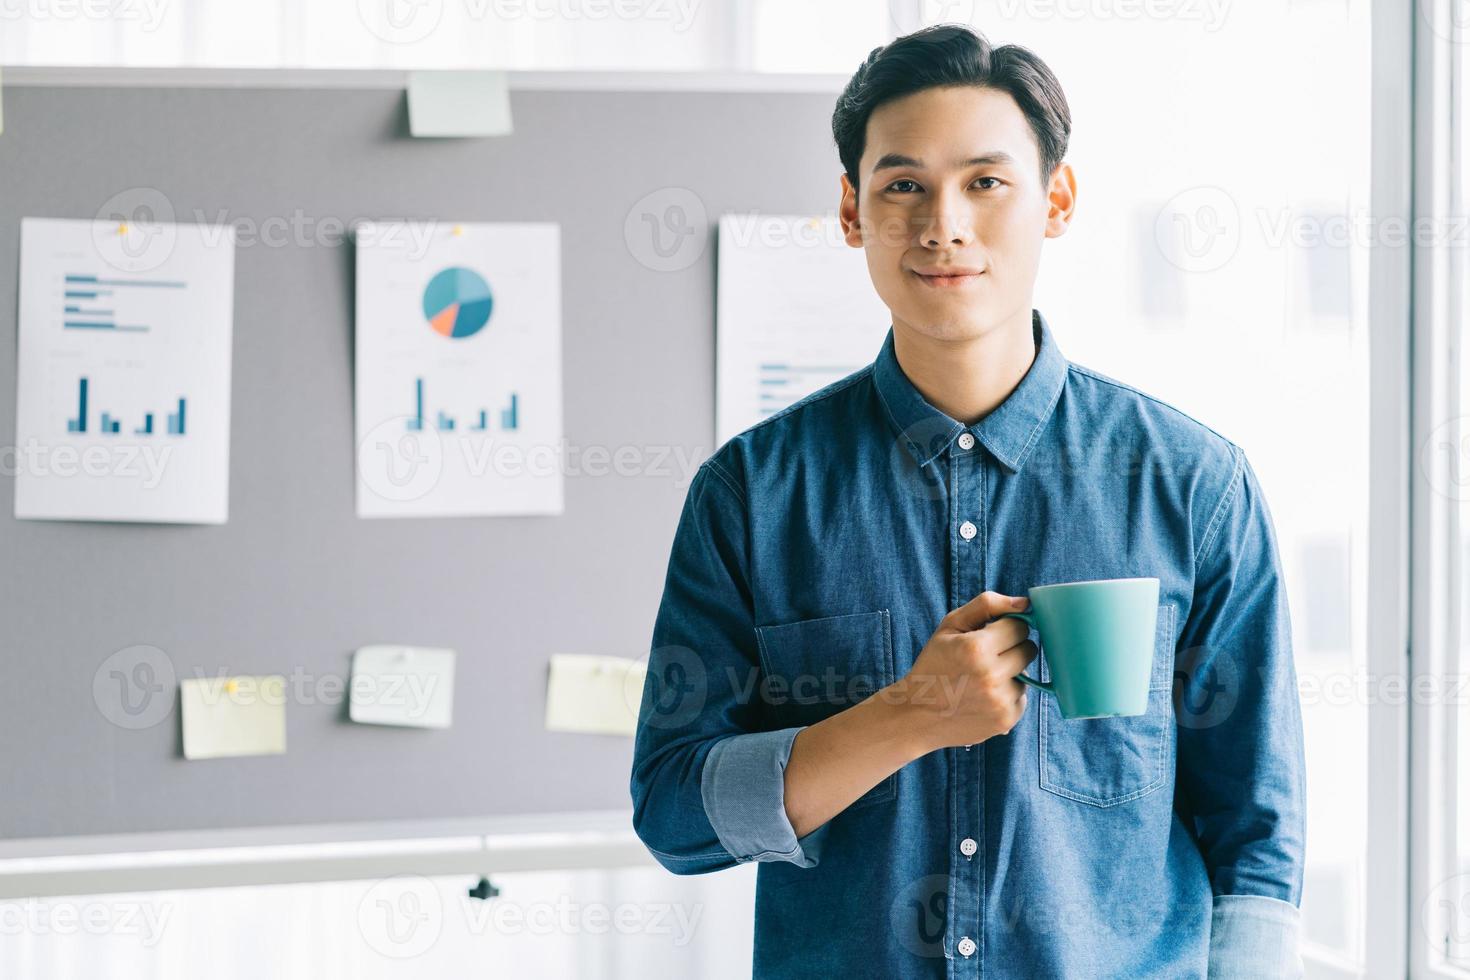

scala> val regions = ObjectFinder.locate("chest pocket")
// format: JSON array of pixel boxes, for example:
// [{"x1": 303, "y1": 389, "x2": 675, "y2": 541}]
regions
[
  {"x1": 1034, "y1": 604, "x2": 1176, "y2": 807},
  {"x1": 754, "y1": 608, "x2": 897, "y2": 809}
]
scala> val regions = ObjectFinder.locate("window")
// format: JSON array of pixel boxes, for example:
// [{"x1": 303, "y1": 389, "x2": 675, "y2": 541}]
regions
[
  {"x1": 1422, "y1": 2, "x2": 1470, "y2": 972},
  {"x1": 960, "y1": 2, "x2": 1374, "y2": 968},
  {"x1": 0, "y1": 0, "x2": 888, "y2": 72}
]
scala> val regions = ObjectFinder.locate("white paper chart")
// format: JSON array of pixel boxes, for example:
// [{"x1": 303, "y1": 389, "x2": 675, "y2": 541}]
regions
[
  {"x1": 14, "y1": 218, "x2": 235, "y2": 523},
  {"x1": 354, "y1": 221, "x2": 563, "y2": 518},
  {"x1": 715, "y1": 213, "x2": 892, "y2": 444}
]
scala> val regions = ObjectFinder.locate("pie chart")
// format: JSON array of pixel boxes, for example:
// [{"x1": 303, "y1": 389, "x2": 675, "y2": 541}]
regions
[{"x1": 422, "y1": 267, "x2": 493, "y2": 339}]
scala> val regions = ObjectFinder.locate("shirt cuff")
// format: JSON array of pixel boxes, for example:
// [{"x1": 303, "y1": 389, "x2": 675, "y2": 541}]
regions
[
  {"x1": 1207, "y1": 894, "x2": 1304, "y2": 979},
  {"x1": 699, "y1": 726, "x2": 826, "y2": 867}
]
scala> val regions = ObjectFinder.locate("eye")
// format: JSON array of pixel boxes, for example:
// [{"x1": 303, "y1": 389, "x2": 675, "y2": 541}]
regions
[
  {"x1": 974, "y1": 176, "x2": 1003, "y2": 190},
  {"x1": 886, "y1": 179, "x2": 921, "y2": 194}
]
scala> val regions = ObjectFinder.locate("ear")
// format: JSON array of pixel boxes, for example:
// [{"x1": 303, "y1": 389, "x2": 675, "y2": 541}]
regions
[
  {"x1": 839, "y1": 173, "x2": 865, "y2": 248},
  {"x1": 1045, "y1": 162, "x2": 1078, "y2": 239}
]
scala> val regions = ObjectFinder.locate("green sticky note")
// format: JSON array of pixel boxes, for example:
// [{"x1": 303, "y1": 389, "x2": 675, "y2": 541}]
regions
[{"x1": 407, "y1": 70, "x2": 512, "y2": 138}]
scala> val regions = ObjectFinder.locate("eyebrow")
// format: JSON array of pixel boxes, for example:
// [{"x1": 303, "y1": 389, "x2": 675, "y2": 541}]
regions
[{"x1": 871, "y1": 151, "x2": 1017, "y2": 173}]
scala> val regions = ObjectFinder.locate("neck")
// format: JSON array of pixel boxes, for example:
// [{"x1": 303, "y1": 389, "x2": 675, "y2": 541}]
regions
[{"x1": 891, "y1": 307, "x2": 1039, "y2": 426}]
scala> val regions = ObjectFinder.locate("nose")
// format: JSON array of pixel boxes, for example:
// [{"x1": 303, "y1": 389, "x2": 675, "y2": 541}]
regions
[{"x1": 919, "y1": 185, "x2": 974, "y2": 248}]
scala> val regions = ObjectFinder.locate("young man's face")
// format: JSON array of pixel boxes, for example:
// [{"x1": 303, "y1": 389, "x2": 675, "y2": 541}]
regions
[{"x1": 840, "y1": 84, "x2": 1075, "y2": 343}]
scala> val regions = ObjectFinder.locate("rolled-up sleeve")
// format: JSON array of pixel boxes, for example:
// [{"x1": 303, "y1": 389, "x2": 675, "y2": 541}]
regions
[
  {"x1": 630, "y1": 456, "x2": 827, "y2": 874},
  {"x1": 1175, "y1": 445, "x2": 1307, "y2": 977}
]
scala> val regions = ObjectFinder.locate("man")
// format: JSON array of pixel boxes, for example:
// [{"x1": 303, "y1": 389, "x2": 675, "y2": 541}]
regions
[{"x1": 631, "y1": 23, "x2": 1305, "y2": 979}]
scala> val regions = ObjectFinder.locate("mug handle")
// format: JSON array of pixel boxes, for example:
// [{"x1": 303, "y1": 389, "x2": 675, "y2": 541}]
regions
[{"x1": 999, "y1": 610, "x2": 1054, "y2": 693}]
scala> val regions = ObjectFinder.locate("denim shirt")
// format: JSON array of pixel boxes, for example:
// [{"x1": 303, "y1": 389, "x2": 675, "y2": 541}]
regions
[{"x1": 631, "y1": 310, "x2": 1306, "y2": 979}]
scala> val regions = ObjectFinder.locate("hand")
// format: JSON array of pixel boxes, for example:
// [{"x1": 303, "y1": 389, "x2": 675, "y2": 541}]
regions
[{"x1": 885, "y1": 590, "x2": 1038, "y2": 753}]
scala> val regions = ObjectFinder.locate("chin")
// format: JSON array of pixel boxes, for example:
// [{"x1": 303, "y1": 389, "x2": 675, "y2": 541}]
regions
[{"x1": 892, "y1": 305, "x2": 994, "y2": 343}]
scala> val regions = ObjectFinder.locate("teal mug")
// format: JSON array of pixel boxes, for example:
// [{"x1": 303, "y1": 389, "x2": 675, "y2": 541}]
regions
[{"x1": 1001, "y1": 577, "x2": 1160, "y2": 720}]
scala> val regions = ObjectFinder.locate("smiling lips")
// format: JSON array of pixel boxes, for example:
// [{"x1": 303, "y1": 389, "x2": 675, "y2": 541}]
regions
[{"x1": 912, "y1": 266, "x2": 984, "y2": 288}]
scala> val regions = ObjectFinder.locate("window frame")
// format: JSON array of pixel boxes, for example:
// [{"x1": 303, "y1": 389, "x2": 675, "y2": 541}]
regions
[{"x1": 1411, "y1": 0, "x2": 1470, "y2": 977}]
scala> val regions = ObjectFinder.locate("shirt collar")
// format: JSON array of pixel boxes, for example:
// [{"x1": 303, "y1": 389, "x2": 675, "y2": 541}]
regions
[{"x1": 873, "y1": 308, "x2": 1069, "y2": 473}]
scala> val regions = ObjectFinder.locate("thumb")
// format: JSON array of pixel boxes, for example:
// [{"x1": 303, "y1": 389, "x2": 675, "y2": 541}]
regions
[{"x1": 944, "y1": 590, "x2": 1028, "y2": 633}]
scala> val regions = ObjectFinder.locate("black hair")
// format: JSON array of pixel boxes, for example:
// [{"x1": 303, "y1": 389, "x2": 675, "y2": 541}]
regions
[{"x1": 832, "y1": 24, "x2": 1072, "y2": 189}]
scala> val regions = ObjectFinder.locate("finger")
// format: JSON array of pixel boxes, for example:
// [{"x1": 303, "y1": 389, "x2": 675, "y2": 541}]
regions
[
  {"x1": 975, "y1": 615, "x2": 1030, "y2": 654},
  {"x1": 994, "y1": 640, "x2": 1039, "y2": 678},
  {"x1": 1011, "y1": 688, "x2": 1029, "y2": 729},
  {"x1": 944, "y1": 590, "x2": 1028, "y2": 633}
]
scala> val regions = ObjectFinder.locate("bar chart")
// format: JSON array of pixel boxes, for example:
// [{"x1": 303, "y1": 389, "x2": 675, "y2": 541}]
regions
[
  {"x1": 716, "y1": 214, "x2": 891, "y2": 443},
  {"x1": 15, "y1": 217, "x2": 236, "y2": 523},
  {"x1": 354, "y1": 221, "x2": 562, "y2": 518},
  {"x1": 61, "y1": 272, "x2": 185, "y2": 333},
  {"x1": 64, "y1": 377, "x2": 187, "y2": 436},
  {"x1": 405, "y1": 377, "x2": 519, "y2": 433}
]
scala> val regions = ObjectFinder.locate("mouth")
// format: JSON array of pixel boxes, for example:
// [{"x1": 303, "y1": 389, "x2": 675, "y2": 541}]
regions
[{"x1": 911, "y1": 269, "x2": 985, "y2": 289}]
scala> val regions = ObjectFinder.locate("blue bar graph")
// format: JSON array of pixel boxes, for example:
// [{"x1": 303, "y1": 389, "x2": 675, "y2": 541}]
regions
[
  {"x1": 166, "y1": 398, "x2": 187, "y2": 436},
  {"x1": 407, "y1": 378, "x2": 425, "y2": 431},
  {"x1": 406, "y1": 378, "x2": 520, "y2": 433},
  {"x1": 58, "y1": 273, "x2": 179, "y2": 332},
  {"x1": 65, "y1": 274, "x2": 185, "y2": 289},
  {"x1": 64, "y1": 322, "x2": 149, "y2": 332},
  {"x1": 67, "y1": 378, "x2": 88, "y2": 433},
  {"x1": 758, "y1": 363, "x2": 854, "y2": 373},
  {"x1": 64, "y1": 378, "x2": 186, "y2": 436}
]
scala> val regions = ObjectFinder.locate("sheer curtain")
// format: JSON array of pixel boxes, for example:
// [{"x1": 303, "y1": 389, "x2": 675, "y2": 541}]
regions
[{"x1": 0, "y1": 0, "x2": 888, "y2": 72}]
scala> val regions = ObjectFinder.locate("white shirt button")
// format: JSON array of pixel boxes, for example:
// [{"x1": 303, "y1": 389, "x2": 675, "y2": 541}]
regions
[
  {"x1": 959, "y1": 521, "x2": 977, "y2": 541},
  {"x1": 957, "y1": 432, "x2": 976, "y2": 450},
  {"x1": 957, "y1": 936, "x2": 977, "y2": 957},
  {"x1": 959, "y1": 837, "x2": 977, "y2": 857}
]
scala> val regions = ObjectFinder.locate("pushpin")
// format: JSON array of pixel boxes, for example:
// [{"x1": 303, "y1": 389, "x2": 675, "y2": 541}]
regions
[
  {"x1": 118, "y1": 222, "x2": 129, "y2": 235},
  {"x1": 451, "y1": 224, "x2": 465, "y2": 237},
  {"x1": 468, "y1": 876, "x2": 499, "y2": 901},
  {"x1": 224, "y1": 678, "x2": 238, "y2": 695}
]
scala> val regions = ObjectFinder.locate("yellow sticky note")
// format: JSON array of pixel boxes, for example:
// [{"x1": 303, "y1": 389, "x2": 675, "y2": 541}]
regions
[
  {"x1": 544, "y1": 654, "x2": 647, "y2": 736},
  {"x1": 180, "y1": 675, "x2": 287, "y2": 760}
]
